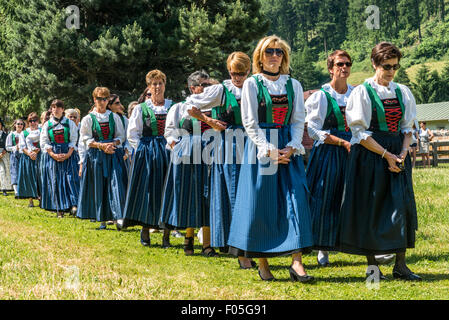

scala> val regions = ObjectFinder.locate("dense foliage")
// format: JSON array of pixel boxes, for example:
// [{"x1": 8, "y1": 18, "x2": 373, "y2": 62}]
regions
[{"x1": 0, "y1": 0, "x2": 268, "y2": 119}]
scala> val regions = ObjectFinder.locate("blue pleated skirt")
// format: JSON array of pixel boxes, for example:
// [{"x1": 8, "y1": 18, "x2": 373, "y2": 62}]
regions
[
  {"x1": 338, "y1": 132, "x2": 418, "y2": 255},
  {"x1": 209, "y1": 126, "x2": 246, "y2": 248},
  {"x1": 122, "y1": 136, "x2": 170, "y2": 228},
  {"x1": 306, "y1": 130, "x2": 351, "y2": 250},
  {"x1": 159, "y1": 134, "x2": 209, "y2": 229},
  {"x1": 17, "y1": 153, "x2": 41, "y2": 199},
  {"x1": 9, "y1": 152, "x2": 21, "y2": 186},
  {"x1": 227, "y1": 124, "x2": 314, "y2": 258},
  {"x1": 40, "y1": 143, "x2": 80, "y2": 211},
  {"x1": 77, "y1": 142, "x2": 128, "y2": 221}
]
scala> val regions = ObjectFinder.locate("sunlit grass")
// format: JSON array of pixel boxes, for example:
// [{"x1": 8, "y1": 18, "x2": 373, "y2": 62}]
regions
[{"x1": 0, "y1": 166, "x2": 448, "y2": 300}]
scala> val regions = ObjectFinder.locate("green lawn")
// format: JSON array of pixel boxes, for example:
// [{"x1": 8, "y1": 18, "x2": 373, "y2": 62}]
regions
[{"x1": 0, "y1": 166, "x2": 448, "y2": 300}]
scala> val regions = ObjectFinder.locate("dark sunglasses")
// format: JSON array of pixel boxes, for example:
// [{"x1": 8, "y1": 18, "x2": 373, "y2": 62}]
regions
[
  {"x1": 230, "y1": 72, "x2": 248, "y2": 77},
  {"x1": 381, "y1": 64, "x2": 401, "y2": 71},
  {"x1": 17, "y1": 123, "x2": 24, "y2": 126},
  {"x1": 199, "y1": 83, "x2": 211, "y2": 88},
  {"x1": 29, "y1": 119, "x2": 38, "y2": 123},
  {"x1": 336, "y1": 62, "x2": 352, "y2": 67},
  {"x1": 96, "y1": 97, "x2": 109, "y2": 102},
  {"x1": 264, "y1": 48, "x2": 284, "y2": 57}
]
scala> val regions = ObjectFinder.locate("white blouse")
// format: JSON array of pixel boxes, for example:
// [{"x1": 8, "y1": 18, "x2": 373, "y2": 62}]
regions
[
  {"x1": 127, "y1": 99, "x2": 172, "y2": 151},
  {"x1": 40, "y1": 116, "x2": 78, "y2": 152},
  {"x1": 241, "y1": 74, "x2": 306, "y2": 159},
  {"x1": 305, "y1": 83, "x2": 354, "y2": 146},
  {"x1": 164, "y1": 101, "x2": 190, "y2": 149},
  {"x1": 20, "y1": 128, "x2": 41, "y2": 152},
  {"x1": 184, "y1": 80, "x2": 243, "y2": 112},
  {"x1": 346, "y1": 77, "x2": 416, "y2": 145},
  {"x1": 6, "y1": 131, "x2": 22, "y2": 153},
  {"x1": 79, "y1": 110, "x2": 125, "y2": 150}
]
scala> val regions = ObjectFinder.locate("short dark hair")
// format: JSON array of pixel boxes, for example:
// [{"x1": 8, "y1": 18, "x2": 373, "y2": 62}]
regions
[
  {"x1": 327, "y1": 50, "x2": 352, "y2": 71},
  {"x1": 371, "y1": 42, "x2": 402, "y2": 67},
  {"x1": 50, "y1": 99, "x2": 64, "y2": 109}
]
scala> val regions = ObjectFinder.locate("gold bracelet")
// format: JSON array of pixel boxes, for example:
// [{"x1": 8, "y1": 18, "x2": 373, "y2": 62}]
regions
[
  {"x1": 382, "y1": 149, "x2": 387, "y2": 158},
  {"x1": 338, "y1": 140, "x2": 342, "y2": 146}
]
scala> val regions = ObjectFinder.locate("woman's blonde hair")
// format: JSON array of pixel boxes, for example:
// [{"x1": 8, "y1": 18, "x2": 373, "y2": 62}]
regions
[
  {"x1": 146, "y1": 69, "x2": 167, "y2": 86},
  {"x1": 252, "y1": 35, "x2": 291, "y2": 75},
  {"x1": 227, "y1": 51, "x2": 251, "y2": 73}
]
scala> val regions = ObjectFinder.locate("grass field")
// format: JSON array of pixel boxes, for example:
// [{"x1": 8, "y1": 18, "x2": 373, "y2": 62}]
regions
[{"x1": 0, "y1": 166, "x2": 448, "y2": 300}]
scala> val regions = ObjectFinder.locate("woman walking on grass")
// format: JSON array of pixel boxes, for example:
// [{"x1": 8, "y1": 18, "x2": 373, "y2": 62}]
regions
[{"x1": 338, "y1": 42, "x2": 421, "y2": 281}]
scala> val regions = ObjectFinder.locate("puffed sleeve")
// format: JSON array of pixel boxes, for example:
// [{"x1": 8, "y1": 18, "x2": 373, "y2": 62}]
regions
[
  {"x1": 397, "y1": 84, "x2": 416, "y2": 135},
  {"x1": 285, "y1": 79, "x2": 306, "y2": 155},
  {"x1": 346, "y1": 85, "x2": 373, "y2": 145},
  {"x1": 241, "y1": 77, "x2": 277, "y2": 159},
  {"x1": 127, "y1": 104, "x2": 143, "y2": 151},
  {"x1": 6, "y1": 133, "x2": 16, "y2": 152},
  {"x1": 164, "y1": 102, "x2": 183, "y2": 149},
  {"x1": 19, "y1": 131, "x2": 27, "y2": 152},
  {"x1": 112, "y1": 113, "x2": 125, "y2": 145},
  {"x1": 40, "y1": 122, "x2": 53, "y2": 152},
  {"x1": 305, "y1": 90, "x2": 330, "y2": 145},
  {"x1": 80, "y1": 115, "x2": 95, "y2": 149},
  {"x1": 78, "y1": 140, "x2": 86, "y2": 165},
  {"x1": 68, "y1": 119, "x2": 78, "y2": 150},
  {"x1": 184, "y1": 84, "x2": 224, "y2": 111}
]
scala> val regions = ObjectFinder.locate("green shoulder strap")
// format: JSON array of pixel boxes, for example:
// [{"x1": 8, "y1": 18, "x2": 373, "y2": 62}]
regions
[
  {"x1": 284, "y1": 77, "x2": 294, "y2": 125},
  {"x1": 89, "y1": 114, "x2": 103, "y2": 141},
  {"x1": 394, "y1": 85, "x2": 405, "y2": 131},
  {"x1": 253, "y1": 75, "x2": 294, "y2": 125},
  {"x1": 108, "y1": 112, "x2": 115, "y2": 140},
  {"x1": 48, "y1": 119, "x2": 70, "y2": 143},
  {"x1": 47, "y1": 121, "x2": 55, "y2": 143},
  {"x1": 321, "y1": 89, "x2": 346, "y2": 131},
  {"x1": 11, "y1": 133, "x2": 16, "y2": 146},
  {"x1": 219, "y1": 84, "x2": 242, "y2": 125},
  {"x1": 253, "y1": 75, "x2": 273, "y2": 123},
  {"x1": 212, "y1": 86, "x2": 226, "y2": 120},
  {"x1": 363, "y1": 82, "x2": 388, "y2": 132},
  {"x1": 23, "y1": 130, "x2": 30, "y2": 139},
  {"x1": 141, "y1": 102, "x2": 159, "y2": 136}
]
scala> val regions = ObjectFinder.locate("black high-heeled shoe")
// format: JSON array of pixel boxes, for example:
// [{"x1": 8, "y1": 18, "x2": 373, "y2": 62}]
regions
[
  {"x1": 258, "y1": 269, "x2": 275, "y2": 281},
  {"x1": 289, "y1": 266, "x2": 315, "y2": 283},
  {"x1": 140, "y1": 229, "x2": 151, "y2": 247},
  {"x1": 392, "y1": 267, "x2": 422, "y2": 281}
]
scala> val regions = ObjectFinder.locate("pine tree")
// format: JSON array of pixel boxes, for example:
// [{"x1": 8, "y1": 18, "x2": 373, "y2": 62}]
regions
[
  {"x1": 413, "y1": 65, "x2": 432, "y2": 104},
  {"x1": 0, "y1": 0, "x2": 269, "y2": 116},
  {"x1": 394, "y1": 67, "x2": 411, "y2": 87},
  {"x1": 290, "y1": 46, "x2": 324, "y2": 91}
]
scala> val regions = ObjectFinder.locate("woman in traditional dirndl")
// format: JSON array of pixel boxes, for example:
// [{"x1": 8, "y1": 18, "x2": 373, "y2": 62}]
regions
[
  {"x1": 160, "y1": 71, "x2": 218, "y2": 257},
  {"x1": 119, "y1": 70, "x2": 173, "y2": 247},
  {"x1": 107, "y1": 94, "x2": 131, "y2": 169},
  {"x1": 77, "y1": 87, "x2": 127, "y2": 229},
  {"x1": 6, "y1": 119, "x2": 26, "y2": 197},
  {"x1": 227, "y1": 35, "x2": 314, "y2": 282},
  {"x1": 0, "y1": 117, "x2": 12, "y2": 195},
  {"x1": 338, "y1": 42, "x2": 421, "y2": 281},
  {"x1": 184, "y1": 52, "x2": 256, "y2": 268},
  {"x1": 305, "y1": 50, "x2": 353, "y2": 266},
  {"x1": 40, "y1": 100, "x2": 80, "y2": 217},
  {"x1": 17, "y1": 112, "x2": 42, "y2": 207}
]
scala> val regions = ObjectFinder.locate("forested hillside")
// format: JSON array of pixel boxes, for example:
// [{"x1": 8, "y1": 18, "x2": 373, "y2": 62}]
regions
[{"x1": 260, "y1": 0, "x2": 449, "y2": 103}]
